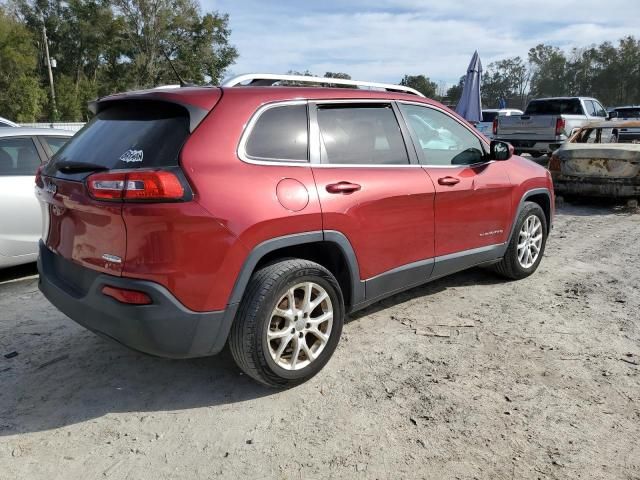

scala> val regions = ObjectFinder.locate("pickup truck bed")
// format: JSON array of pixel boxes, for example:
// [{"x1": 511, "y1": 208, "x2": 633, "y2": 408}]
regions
[{"x1": 495, "y1": 97, "x2": 608, "y2": 156}]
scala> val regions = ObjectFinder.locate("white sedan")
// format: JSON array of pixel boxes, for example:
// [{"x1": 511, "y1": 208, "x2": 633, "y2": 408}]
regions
[{"x1": 0, "y1": 128, "x2": 75, "y2": 268}]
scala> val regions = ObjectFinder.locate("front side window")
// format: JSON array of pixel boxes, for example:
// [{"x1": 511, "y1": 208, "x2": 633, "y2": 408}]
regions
[
  {"x1": 244, "y1": 104, "x2": 308, "y2": 161},
  {"x1": 317, "y1": 104, "x2": 409, "y2": 165},
  {"x1": 0, "y1": 137, "x2": 41, "y2": 175},
  {"x1": 400, "y1": 104, "x2": 486, "y2": 166},
  {"x1": 592, "y1": 101, "x2": 607, "y2": 118},
  {"x1": 584, "y1": 100, "x2": 597, "y2": 117}
]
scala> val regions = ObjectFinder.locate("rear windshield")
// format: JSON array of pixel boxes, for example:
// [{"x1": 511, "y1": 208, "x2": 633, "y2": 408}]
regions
[
  {"x1": 525, "y1": 99, "x2": 583, "y2": 115},
  {"x1": 614, "y1": 108, "x2": 640, "y2": 118},
  {"x1": 51, "y1": 102, "x2": 189, "y2": 170},
  {"x1": 481, "y1": 111, "x2": 498, "y2": 122}
]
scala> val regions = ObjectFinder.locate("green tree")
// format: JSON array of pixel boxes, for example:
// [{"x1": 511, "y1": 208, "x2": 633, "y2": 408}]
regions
[
  {"x1": 445, "y1": 76, "x2": 465, "y2": 105},
  {"x1": 528, "y1": 44, "x2": 568, "y2": 98},
  {"x1": 112, "y1": 0, "x2": 237, "y2": 87},
  {"x1": 399, "y1": 74, "x2": 438, "y2": 98},
  {"x1": 10, "y1": 0, "x2": 238, "y2": 120},
  {"x1": 482, "y1": 56, "x2": 530, "y2": 109},
  {"x1": 0, "y1": 8, "x2": 45, "y2": 121},
  {"x1": 324, "y1": 72, "x2": 351, "y2": 80}
]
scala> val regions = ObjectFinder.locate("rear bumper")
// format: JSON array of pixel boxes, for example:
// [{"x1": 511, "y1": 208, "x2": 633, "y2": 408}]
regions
[
  {"x1": 552, "y1": 175, "x2": 640, "y2": 198},
  {"x1": 496, "y1": 138, "x2": 562, "y2": 154},
  {"x1": 38, "y1": 242, "x2": 235, "y2": 358}
]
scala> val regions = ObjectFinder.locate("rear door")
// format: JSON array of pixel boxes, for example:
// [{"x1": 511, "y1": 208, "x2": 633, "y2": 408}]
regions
[
  {"x1": 38, "y1": 102, "x2": 192, "y2": 276},
  {"x1": 398, "y1": 102, "x2": 514, "y2": 257},
  {"x1": 0, "y1": 136, "x2": 46, "y2": 257},
  {"x1": 310, "y1": 101, "x2": 436, "y2": 285}
]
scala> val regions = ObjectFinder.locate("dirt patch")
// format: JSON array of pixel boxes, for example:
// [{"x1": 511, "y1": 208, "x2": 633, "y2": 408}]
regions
[{"x1": 1, "y1": 202, "x2": 639, "y2": 479}]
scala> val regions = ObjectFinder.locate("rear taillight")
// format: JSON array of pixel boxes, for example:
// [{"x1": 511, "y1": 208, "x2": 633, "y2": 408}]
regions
[
  {"x1": 102, "y1": 285, "x2": 152, "y2": 305},
  {"x1": 35, "y1": 164, "x2": 45, "y2": 188},
  {"x1": 555, "y1": 118, "x2": 566, "y2": 136},
  {"x1": 492, "y1": 118, "x2": 498, "y2": 136},
  {"x1": 86, "y1": 170, "x2": 186, "y2": 202},
  {"x1": 548, "y1": 155, "x2": 561, "y2": 172}
]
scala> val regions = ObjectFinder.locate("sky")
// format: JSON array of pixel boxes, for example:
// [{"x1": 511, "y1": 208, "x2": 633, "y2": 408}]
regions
[{"x1": 205, "y1": 0, "x2": 640, "y2": 86}]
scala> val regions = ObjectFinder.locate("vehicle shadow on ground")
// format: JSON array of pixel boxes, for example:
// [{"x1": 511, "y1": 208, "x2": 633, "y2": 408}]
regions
[
  {"x1": 1, "y1": 266, "x2": 502, "y2": 436},
  {"x1": 348, "y1": 266, "x2": 504, "y2": 322},
  {"x1": 1, "y1": 332, "x2": 274, "y2": 436},
  {"x1": 0, "y1": 262, "x2": 38, "y2": 284}
]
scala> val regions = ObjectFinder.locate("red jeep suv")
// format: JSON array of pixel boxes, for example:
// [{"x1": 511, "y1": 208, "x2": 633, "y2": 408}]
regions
[{"x1": 36, "y1": 74, "x2": 554, "y2": 387}]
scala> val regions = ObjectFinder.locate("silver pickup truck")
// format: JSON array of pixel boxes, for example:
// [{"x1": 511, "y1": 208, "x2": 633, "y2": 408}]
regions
[{"x1": 494, "y1": 97, "x2": 609, "y2": 157}]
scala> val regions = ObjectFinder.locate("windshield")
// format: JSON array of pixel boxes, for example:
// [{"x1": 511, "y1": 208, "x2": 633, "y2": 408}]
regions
[
  {"x1": 525, "y1": 99, "x2": 583, "y2": 115},
  {"x1": 481, "y1": 111, "x2": 498, "y2": 122}
]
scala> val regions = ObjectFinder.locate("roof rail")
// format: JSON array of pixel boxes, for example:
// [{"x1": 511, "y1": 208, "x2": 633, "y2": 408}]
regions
[{"x1": 221, "y1": 73, "x2": 425, "y2": 97}]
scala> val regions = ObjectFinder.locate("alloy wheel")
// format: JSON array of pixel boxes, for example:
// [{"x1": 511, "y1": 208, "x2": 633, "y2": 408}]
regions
[
  {"x1": 267, "y1": 282, "x2": 333, "y2": 370},
  {"x1": 517, "y1": 215, "x2": 543, "y2": 268}
]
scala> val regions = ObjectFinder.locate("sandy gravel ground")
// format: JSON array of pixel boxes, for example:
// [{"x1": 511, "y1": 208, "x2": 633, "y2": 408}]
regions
[{"x1": 1, "y1": 201, "x2": 639, "y2": 480}]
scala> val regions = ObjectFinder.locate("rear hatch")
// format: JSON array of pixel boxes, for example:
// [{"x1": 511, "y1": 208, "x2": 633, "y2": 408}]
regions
[
  {"x1": 557, "y1": 144, "x2": 640, "y2": 178},
  {"x1": 38, "y1": 96, "x2": 213, "y2": 276}
]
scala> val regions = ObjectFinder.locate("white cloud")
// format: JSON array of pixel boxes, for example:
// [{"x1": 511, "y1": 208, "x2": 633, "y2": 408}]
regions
[{"x1": 206, "y1": 0, "x2": 640, "y2": 84}]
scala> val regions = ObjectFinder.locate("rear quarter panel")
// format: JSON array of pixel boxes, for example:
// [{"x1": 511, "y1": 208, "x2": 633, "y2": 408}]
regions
[{"x1": 174, "y1": 89, "x2": 323, "y2": 311}]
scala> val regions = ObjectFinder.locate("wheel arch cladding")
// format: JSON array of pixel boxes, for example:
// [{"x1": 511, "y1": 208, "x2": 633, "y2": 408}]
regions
[
  {"x1": 228, "y1": 231, "x2": 364, "y2": 312},
  {"x1": 509, "y1": 188, "x2": 552, "y2": 243},
  {"x1": 523, "y1": 190, "x2": 552, "y2": 233}
]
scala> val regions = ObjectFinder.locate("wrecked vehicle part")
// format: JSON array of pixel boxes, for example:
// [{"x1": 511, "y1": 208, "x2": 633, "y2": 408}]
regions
[{"x1": 549, "y1": 121, "x2": 640, "y2": 199}]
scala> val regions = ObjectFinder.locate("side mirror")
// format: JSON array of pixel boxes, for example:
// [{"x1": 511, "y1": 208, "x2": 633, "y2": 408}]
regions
[
  {"x1": 607, "y1": 111, "x2": 617, "y2": 120},
  {"x1": 490, "y1": 140, "x2": 513, "y2": 161}
]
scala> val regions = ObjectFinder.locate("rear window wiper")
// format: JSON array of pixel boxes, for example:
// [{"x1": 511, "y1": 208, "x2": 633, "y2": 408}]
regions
[{"x1": 55, "y1": 161, "x2": 109, "y2": 173}]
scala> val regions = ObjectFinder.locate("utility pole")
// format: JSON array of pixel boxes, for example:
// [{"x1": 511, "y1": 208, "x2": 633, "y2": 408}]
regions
[{"x1": 41, "y1": 16, "x2": 57, "y2": 121}]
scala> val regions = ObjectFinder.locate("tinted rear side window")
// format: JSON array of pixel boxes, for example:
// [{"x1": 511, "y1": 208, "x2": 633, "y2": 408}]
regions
[
  {"x1": 50, "y1": 102, "x2": 189, "y2": 170},
  {"x1": 317, "y1": 104, "x2": 409, "y2": 165},
  {"x1": 41, "y1": 136, "x2": 70, "y2": 155},
  {"x1": 244, "y1": 104, "x2": 308, "y2": 161},
  {"x1": 0, "y1": 137, "x2": 41, "y2": 175},
  {"x1": 525, "y1": 99, "x2": 583, "y2": 115}
]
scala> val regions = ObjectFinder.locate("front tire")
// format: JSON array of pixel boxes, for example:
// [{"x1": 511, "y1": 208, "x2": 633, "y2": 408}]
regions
[
  {"x1": 492, "y1": 201, "x2": 548, "y2": 280},
  {"x1": 229, "y1": 259, "x2": 344, "y2": 388}
]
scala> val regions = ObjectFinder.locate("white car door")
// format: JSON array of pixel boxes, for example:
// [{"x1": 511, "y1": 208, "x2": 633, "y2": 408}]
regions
[{"x1": 0, "y1": 137, "x2": 44, "y2": 260}]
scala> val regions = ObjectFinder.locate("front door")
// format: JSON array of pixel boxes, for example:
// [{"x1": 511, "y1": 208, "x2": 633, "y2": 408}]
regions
[
  {"x1": 398, "y1": 103, "x2": 514, "y2": 258},
  {"x1": 310, "y1": 102, "x2": 436, "y2": 297}
]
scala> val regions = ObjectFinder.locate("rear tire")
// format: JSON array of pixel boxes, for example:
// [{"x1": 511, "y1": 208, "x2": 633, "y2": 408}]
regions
[
  {"x1": 229, "y1": 259, "x2": 344, "y2": 388},
  {"x1": 491, "y1": 202, "x2": 548, "y2": 280}
]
